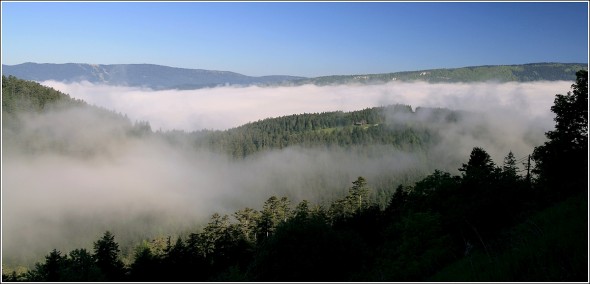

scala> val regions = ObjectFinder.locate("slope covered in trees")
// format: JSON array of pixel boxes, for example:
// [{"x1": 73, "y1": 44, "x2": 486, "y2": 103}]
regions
[
  {"x1": 2, "y1": 75, "x2": 151, "y2": 133},
  {"x1": 185, "y1": 104, "x2": 461, "y2": 159},
  {"x1": 2, "y1": 75, "x2": 153, "y2": 157},
  {"x1": 3, "y1": 70, "x2": 587, "y2": 281},
  {"x1": 294, "y1": 62, "x2": 587, "y2": 85}
]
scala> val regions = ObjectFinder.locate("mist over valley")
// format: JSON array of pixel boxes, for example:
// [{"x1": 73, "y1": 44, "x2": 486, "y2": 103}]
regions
[{"x1": 2, "y1": 71, "x2": 574, "y2": 269}]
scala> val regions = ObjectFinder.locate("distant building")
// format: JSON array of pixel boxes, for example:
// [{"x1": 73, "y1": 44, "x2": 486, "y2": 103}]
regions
[{"x1": 354, "y1": 119, "x2": 367, "y2": 126}]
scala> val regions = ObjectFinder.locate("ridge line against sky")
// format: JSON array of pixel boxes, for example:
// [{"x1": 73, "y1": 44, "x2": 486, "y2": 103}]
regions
[
  {"x1": 3, "y1": 61, "x2": 589, "y2": 78},
  {"x1": 1, "y1": 1, "x2": 588, "y2": 77}
]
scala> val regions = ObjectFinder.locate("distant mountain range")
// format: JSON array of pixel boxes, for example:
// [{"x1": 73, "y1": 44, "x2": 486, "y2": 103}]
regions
[
  {"x1": 1, "y1": 63, "x2": 305, "y2": 90},
  {"x1": 2, "y1": 62, "x2": 587, "y2": 90}
]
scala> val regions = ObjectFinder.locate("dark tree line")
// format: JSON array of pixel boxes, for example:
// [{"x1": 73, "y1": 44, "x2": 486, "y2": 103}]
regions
[{"x1": 3, "y1": 232, "x2": 124, "y2": 282}]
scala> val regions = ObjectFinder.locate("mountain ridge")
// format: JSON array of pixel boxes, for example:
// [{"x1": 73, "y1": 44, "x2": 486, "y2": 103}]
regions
[
  {"x1": 295, "y1": 62, "x2": 588, "y2": 85},
  {"x1": 2, "y1": 62, "x2": 587, "y2": 90},
  {"x1": 1, "y1": 62, "x2": 305, "y2": 90}
]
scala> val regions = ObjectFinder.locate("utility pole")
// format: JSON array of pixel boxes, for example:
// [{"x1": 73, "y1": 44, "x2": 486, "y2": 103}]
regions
[{"x1": 525, "y1": 154, "x2": 531, "y2": 185}]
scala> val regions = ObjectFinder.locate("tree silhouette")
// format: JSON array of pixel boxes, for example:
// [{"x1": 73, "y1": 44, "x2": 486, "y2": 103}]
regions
[
  {"x1": 93, "y1": 231, "x2": 125, "y2": 281},
  {"x1": 65, "y1": 248, "x2": 101, "y2": 281},
  {"x1": 130, "y1": 242, "x2": 160, "y2": 281},
  {"x1": 459, "y1": 147, "x2": 499, "y2": 186},
  {"x1": 41, "y1": 249, "x2": 68, "y2": 281},
  {"x1": 502, "y1": 151, "x2": 519, "y2": 180},
  {"x1": 533, "y1": 69, "x2": 588, "y2": 195}
]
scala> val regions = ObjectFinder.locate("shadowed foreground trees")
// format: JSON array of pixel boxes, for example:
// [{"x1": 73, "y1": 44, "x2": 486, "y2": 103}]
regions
[
  {"x1": 533, "y1": 69, "x2": 588, "y2": 198},
  {"x1": 93, "y1": 231, "x2": 125, "y2": 281},
  {"x1": 11, "y1": 142, "x2": 586, "y2": 281},
  {"x1": 18, "y1": 232, "x2": 124, "y2": 282}
]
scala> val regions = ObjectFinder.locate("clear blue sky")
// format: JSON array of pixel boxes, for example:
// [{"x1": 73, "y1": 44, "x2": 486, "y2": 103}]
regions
[{"x1": 1, "y1": 1, "x2": 588, "y2": 77}]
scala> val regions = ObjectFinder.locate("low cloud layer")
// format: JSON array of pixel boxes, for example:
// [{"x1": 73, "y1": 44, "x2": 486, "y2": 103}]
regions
[
  {"x1": 40, "y1": 80, "x2": 567, "y2": 131},
  {"x1": 3, "y1": 80, "x2": 571, "y2": 267}
]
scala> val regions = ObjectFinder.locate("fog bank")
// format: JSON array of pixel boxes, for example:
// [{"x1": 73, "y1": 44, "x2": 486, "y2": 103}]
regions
[
  {"x1": 40, "y1": 80, "x2": 568, "y2": 131},
  {"x1": 3, "y1": 80, "x2": 570, "y2": 267}
]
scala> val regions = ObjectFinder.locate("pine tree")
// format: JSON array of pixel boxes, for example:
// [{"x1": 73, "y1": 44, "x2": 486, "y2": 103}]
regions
[
  {"x1": 93, "y1": 231, "x2": 125, "y2": 281},
  {"x1": 502, "y1": 151, "x2": 519, "y2": 179},
  {"x1": 459, "y1": 147, "x2": 499, "y2": 186},
  {"x1": 348, "y1": 176, "x2": 370, "y2": 212}
]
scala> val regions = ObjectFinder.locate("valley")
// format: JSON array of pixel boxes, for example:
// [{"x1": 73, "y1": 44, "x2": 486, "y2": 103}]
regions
[{"x1": 1, "y1": 66, "x2": 587, "y2": 281}]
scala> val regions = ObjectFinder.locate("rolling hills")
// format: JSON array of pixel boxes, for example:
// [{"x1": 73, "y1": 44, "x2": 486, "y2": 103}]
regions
[{"x1": 2, "y1": 62, "x2": 586, "y2": 90}]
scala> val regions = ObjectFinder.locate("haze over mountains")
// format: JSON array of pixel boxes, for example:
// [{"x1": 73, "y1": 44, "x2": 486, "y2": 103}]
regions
[
  {"x1": 2, "y1": 62, "x2": 586, "y2": 90},
  {"x1": 1, "y1": 63, "x2": 305, "y2": 90}
]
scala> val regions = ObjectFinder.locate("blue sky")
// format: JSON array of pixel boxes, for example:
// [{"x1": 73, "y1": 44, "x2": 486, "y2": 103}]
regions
[{"x1": 1, "y1": 1, "x2": 588, "y2": 77}]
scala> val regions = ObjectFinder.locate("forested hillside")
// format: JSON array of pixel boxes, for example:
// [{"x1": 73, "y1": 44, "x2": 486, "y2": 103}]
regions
[
  {"x1": 2, "y1": 75, "x2": 86, "y2": 115},
  {"x1": 2, "y1": 75, "x2": 153, "y2": 156},
  {"x1": 295, "y1": 62, "x2": 587, "y2": 85},
  {"x1": 185, "y1": 105, "x2": 462, "y2": 159},
  {"x1": 1, "y1": 71, "x2": 587, "y2": 281}
]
